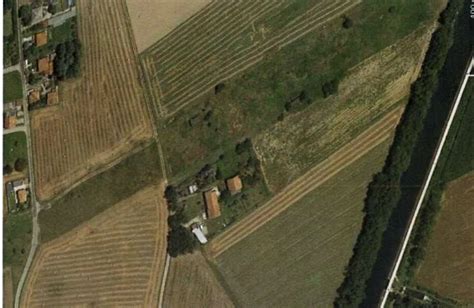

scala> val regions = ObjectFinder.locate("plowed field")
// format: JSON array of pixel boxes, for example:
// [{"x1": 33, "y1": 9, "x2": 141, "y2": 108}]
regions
[
  {"x1": 31, "y1": 0, "x2": 153, "y2": 201},
  {"x1": 141, "y1": 0, "x2": 361, "y2": 116},
  {"x1": 21, "y1": 185, "x2": 168, "y2": 307}
]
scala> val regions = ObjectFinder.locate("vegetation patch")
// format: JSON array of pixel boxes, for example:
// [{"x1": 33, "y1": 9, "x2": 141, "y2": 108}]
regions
[
  {"x1": 3, "y1": 71, "x2": 23, "y2": 102},
  {"x1": 334, "y1": 1, "x2": 463, "y2": 306},
  {"x1": 3, "y1": 211, "x2": 32, "y2": 291},
  {"x1": 3, "y1": 132, "x2": 28, "y2": 175},
  {"x1": 38, "y1": 142, "x2": 162, "y2": 242},
  {"x1": 215, "y1": 140, "x2": 391, "y2": 307},
  {"x1": 3, "y1": 0, "x2": 19, "y2": 66}
]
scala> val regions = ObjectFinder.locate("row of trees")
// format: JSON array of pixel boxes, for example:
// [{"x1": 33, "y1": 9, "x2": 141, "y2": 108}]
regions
[
  {"x1": 3, "y1": 158, "x2": 28, "y2": 175},
  {"x1": 334, "y1": 0, "x2": 463, "y2": 306}
]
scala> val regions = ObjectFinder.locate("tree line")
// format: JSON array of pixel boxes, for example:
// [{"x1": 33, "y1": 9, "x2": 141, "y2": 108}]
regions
[{"x1": 334, "y1": 0, "x2": 463, "y2": 306}]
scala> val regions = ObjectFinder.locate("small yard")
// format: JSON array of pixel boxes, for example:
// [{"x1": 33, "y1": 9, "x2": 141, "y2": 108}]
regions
[
  {"x1": 3, "y1": 132, "x2": 28, "y2": 173},
  {"x1": 3, "y1": 71, "x2": 23, "y2": 102}
]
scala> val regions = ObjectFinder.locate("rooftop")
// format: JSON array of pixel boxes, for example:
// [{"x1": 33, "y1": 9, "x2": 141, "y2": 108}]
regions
[
  {"x1": 204, "y1": 189, "x2": 221, "y2": 219},
  {"x1": 226, "y1": 175, "x2": 243, "y2": 194},
  {"x1": 35, "y1": 31, "x2": 48, "y2": 47}
]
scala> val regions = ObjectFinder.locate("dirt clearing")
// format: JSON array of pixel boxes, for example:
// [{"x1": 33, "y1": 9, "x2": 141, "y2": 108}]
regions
[
  {"x1": 21, "y1": 184, "x2": 168, "y2": 307},
  {"x1": 415, "y1": 172, "x2": 474, "y2": 303},
  {"x1": 126, "y1": 0, "x2": 212, "y2": 53},
  {"x1": 32, "y1": 0, "x2": 153, "y2": 201},
  {"x1": 164, "y1": 252, "x2": 234, "y2": 308}
]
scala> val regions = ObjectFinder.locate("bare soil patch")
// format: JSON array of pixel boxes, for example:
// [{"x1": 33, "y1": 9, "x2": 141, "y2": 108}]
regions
[
  {"x1": 415, "y1": 172, "x2": 474, "y2": 303},
  {"x1": 126, "y1": 0, "x2": 212, "y2": 53}
]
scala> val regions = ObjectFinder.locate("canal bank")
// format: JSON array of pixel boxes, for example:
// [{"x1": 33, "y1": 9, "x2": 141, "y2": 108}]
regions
[{"x1": 362, "y1": 1, "x2": 473, "y2": 307}]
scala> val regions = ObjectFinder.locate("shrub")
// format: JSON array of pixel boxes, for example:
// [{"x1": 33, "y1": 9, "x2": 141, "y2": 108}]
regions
[
  {"x1": 4, "y1": 164, "x2": 13, "y2": 175},
  {"x1": 322, "y1": 79, "x2": 339, "y2": 98},
  {"x1": 14, "y1": 158, "x2": 27, "y2": 172},
  {"x1": 342, "y1": 16, "x2": 353, "y2": 29},
  {"x1": 214, "y1": 83, "x2": 225, "y2": 94},
  {"x1": 18, "y1": 5, "x2": 32, "y2": 26}
]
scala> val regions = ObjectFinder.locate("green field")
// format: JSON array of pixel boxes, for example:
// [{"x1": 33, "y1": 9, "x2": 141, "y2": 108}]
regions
[
  {"x1": 3, "y1": 211, "x2": 32, "y2": 292},
  {"x1": 3, "y1": 132, "x2": 28, "y2": 170},
  {"x1": 3, "y1": 71, "x2": 23, "y2": 102},
  {"x1": 38, "y1": 142, "x2": 162, "y2": 242},
  {"x1": 214, "y1": 139, "x2": 392, "y2": 307},
  {"x1": 156, "y1": 0, "x2": 443, "y2": 186}
]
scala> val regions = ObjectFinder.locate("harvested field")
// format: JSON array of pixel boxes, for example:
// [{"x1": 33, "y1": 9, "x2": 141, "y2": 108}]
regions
[
  {"x1": 141, "y1": 0, "x2": 362, "y2": 116},
  {"x1": 213, "y1": 139, "x2": 393, "y2": 307},
  {"x1": 163, "y1": 252, "x2": 234, "y2": 308},
  {"x1": 208, "y1": 107, "x2": 403, "y2": 258},
  {"x1": 255, "y1": 25, "x2": 434, "y2": 191},
  {"x1": 126, "y1": 0, "x2": 212, "y2": 53},
  {"x1": 31, "y1": 0, "x2": 153, "y2": 201},
  {"x1": 22, "y1": 184, "x2": 168, "y2": 307},
  {"x1": 415, "y1": 172, "x2": 474, "y2": 303},
  {"x1": 3, "y1": 267, "x2": 13, "y2": 308}
]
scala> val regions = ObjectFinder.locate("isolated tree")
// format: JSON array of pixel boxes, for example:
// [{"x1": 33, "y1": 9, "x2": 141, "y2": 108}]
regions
[
  {"x1": 322, "y1": 79, "x2": 339, "y2": 98},
  {"x1": 342, "y1": 16, "x2": 353, "y2": 29},
  {"x1": 4, "y1": 164, "x2": 13, "y2": 175},
  {"x1": 14, "y1": 158, "x2": 27, "y2": 172},
  {"x1": 214, "y1": 83, "x2": 225, "y2": 94}
]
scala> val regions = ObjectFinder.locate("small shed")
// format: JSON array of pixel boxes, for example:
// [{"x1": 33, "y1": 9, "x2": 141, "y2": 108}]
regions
[
  {"x1": 191, "y1": 225, "x2": 208, "y2": 244},
  {"x1": 226, "y1": 175, "x2": 243, "y2": 195},
  {"x1": 204, "y1": 189, "x2": 221, "y2": 219}
]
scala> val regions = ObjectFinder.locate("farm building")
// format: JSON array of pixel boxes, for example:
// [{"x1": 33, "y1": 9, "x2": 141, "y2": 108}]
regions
[
  {"x1": 47, "y1": 89, "x2": 59, "y2": 105},
  {"x1": 17, "y1": 189, "x2": 28, "y2": 204},
  {"x1": 34, "y1": 31, "x2": 48, "y2": 47},
  {"x1": 204, "y1": 189, "x2": 221, "y2": 219},
  {"x1": 191, "y1": 224, "x2": 208, "y2": 244},
  {"x1": 226, "y1": 175, "x2": 243, "y2": 195},
  {"x1": 37, "y1": 56, "x2": 54, "y2": 75}
]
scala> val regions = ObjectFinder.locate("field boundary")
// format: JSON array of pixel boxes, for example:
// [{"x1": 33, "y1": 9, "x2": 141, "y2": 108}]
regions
[{"x1": 208, "y1": 107, "x2": 403, "y2": 258}]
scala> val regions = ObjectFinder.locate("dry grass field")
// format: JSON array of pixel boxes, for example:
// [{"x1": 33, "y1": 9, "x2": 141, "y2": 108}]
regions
[
  {"x1": 126, "y1": 0, "x2": 212, "y2": 53},
  {"x1": 31, "y1": 0, "x2": 153, "y2": 201},
  {"x1": 3, "y1": 267, "x2": 13, "y2": 308},
  {"x1": 255, "y1": 25, "x2": 434, "y2": 191},
  {"x1": 208, "y1": 106, "x2": 402, "y2": 258},
  {"x1": 141, "y1": 0, "x2": 361, "y2": 116},
  {"x1": 213, "y1": 139, "x2": 393, "y2": 307},
  {"x1": 21, "y1": 184, "x2": 168, "y2": 307},
  {"x1": 415, "y1": 172, "x2": 474, "y2": 303},
  {"x1": 163, "y1": 252, "x2": 235, "y2": 308}
]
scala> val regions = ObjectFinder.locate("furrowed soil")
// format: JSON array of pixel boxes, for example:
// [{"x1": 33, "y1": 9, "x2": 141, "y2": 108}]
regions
[
  {"x1": 415, "y1": 172, "x2": 474, "y2": 303},
  {"x1": 22, "y1": 184, "x2": 168, "y2": 307},
  {"x1": 213, "y1": 139, "x2": 393, "y2": 307},
  {"x1": 31, "y1": 0, "x2": 153, "y2": 201},
  {"x1": 163, "y1": 252, "x2": 235, "y2": 308}
]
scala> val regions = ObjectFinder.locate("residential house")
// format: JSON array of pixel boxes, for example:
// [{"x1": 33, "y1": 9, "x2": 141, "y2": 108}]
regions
[
  {"x1": 37, "y1": 56, "x2": 54, "y2": 75},
  {"x1": 28, "y1": 89, "x2": 41, "y2": 104},
  {"x1": 226, "y1": 175, "x2": 243, "y2": 195},
  {"x1": 34, "y1": 30, "x2": 48, "y2": 47},
  {"x1": 17, "y1": 189, "x2": 28, "y2": 204}
]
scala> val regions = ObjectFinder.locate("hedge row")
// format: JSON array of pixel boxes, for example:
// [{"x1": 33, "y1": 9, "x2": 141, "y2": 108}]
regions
[{"x1": 334, "y1": 1, "x2": 463, "y2": 306}]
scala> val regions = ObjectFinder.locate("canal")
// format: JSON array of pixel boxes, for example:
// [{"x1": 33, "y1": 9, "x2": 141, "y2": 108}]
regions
[{"x1": 362, "y1": 1, "x2": 473, "y2": 307}]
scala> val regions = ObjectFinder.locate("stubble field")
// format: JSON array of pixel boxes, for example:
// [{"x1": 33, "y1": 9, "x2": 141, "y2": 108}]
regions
[
  {"x1": 163, "y1": 252, "x2": 235, "y2": 308},
  {"x1": 213, "y1": 139, "x2": 393, "y2": 307},
  {"x1": 22, "y1": 184, "x2": 168, "y2": 307},
  {"x1": 31, "y1": 0, "x2": 153, "y2": 201}
]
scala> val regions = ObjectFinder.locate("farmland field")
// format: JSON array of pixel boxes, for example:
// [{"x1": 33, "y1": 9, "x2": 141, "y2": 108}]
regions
[
  {"x1": 208, "y1": 107, "x2": 402, "y2": 257},
  {"x1": 213, "y1": 139, "x2": 393, "y2": 307},
  {"x1": 163, "y1": 252, "x2": 235, "y2": 308},
  {"x1": 153, "y1": 0, "x2": 443, "y2": 182},
  {"x1": 126, "y1": 0, "x2": 212, "y2": 53},
  {"x1": 3, "y1": 267, "x2": 13, "y2": 308},
  {"x1": 31, "y1": 0, "x2": 154, "y2": 201},
  {"x1": 22, "y1": 185, "x2": 168, "y2": 307},
  {"x1": 415, "y1": 172, "x2": 474, "y2": 303}
]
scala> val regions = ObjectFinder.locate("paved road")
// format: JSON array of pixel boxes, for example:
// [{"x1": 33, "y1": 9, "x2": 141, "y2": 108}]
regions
[
  {"x1": 12, "y1": 5, "x2": 41, "y2": 307},
  {"x1": 380, "y1": 56, "x2": 474, "y2": 308}
]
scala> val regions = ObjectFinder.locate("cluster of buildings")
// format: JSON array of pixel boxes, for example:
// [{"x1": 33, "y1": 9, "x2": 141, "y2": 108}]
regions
[
  {"x1": 4, "y1": 178, "x2": 31, "y2": 215},
  {"x1": 190, "y1": 175, "x2": 243, "y2": 244},
  {"x1": 4, "y1": 101, "x2": 25, "y2": 129}
]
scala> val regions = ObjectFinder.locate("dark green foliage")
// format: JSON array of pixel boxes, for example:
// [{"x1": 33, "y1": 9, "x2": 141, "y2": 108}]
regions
[
  {"x1": 167, "y1": 225, "x2": 197, "y2": 257},
  {"x1": 322, "y1": 79, "x2": 339, "y2": 98},
  {"x1": 18, "y1": 4, "x2": 32, "y2": 26},
  {"x1": 235, "y1": 138, "x2": 252, "y2": 155},
  {"x1": 334, "y1": 1, "x2": 462, "y2": 306},
  {"x1": 164, "y1": 185, "x2": 179, "y2": 212},
  {"x1": 4, "y1": 0, "x2": 13, "y2": 10},
  {"x1": 14, "y1": 158, "x2": 27, "y2": 172},
  {"x1": 54, "y1": 38, "x2": 81, "y2": 80},
  {"x1": 342, "y1": 16, "x2": 353, "y2": 29},
  {"x1": 214, "y1": 83, "x2": 226, "y2": 94},
  {"x1": 4, "y1": 164, "x2": 13, "y2": 174}
]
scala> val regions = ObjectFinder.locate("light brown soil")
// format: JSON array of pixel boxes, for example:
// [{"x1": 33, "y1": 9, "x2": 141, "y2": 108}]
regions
[
  {"x1": 208, "y1": 107, "x2": 403, "y2": 258},
  {"x1": 415, "y1": 172, "x2": 474, "y2": 303},
  {"x1": 21, "y1": 184, "x2": 168, "y2": 307},
  {"x1": 3, "y1": 267, "x2": 14, "y2": 308},
  {"x1": 126, "y1": 0, "x2": 213, "y2": 53},
  {"x1": 31, "y1": 0, "x2": 154, "y2": 201},
  {"x1": 163, "y1": 252, "x2": 234, "y2": 308}
]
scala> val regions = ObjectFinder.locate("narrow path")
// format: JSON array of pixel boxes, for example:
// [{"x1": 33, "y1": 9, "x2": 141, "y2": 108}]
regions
[{"x1": 379, "y1": 56, "x2": 474, "y2": 308}]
